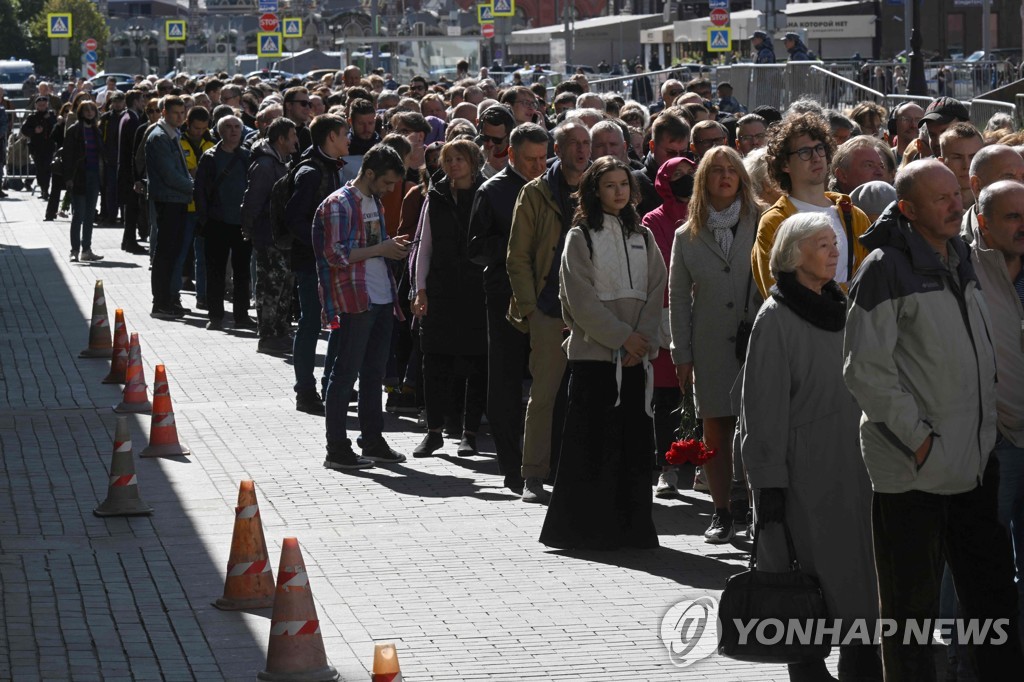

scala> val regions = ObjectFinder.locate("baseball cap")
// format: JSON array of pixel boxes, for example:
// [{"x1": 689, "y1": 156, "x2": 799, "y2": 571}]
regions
[
  {"x1": 920, "y1": 97, "x2": 970, "y2": 126},
  {"x1": 35, "y1": 95, "x2": 49, "y2": 103}
]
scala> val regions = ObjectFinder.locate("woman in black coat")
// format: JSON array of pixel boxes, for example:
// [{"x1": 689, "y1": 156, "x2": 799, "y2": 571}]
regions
[
  {"x1": 61, "y1": 99, "x2": 104, "y2": 262},
  {"x1": 411, "y1": 139, "x2": 488, "y2": 458}
]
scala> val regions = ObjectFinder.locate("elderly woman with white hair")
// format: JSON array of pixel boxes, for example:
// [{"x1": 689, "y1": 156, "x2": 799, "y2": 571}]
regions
[
  {"x1": 740, "y1": 212, "x2": 881, "y2": 681},
  {"x1": 194, "y1": 114, "x2": 254, "y2": 330}
]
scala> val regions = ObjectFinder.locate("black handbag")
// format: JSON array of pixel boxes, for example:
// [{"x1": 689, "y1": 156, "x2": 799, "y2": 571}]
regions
[
  {"x1": 735, "y1": 271, "x2": 754, "y2": 361},
  {"x1": 717, "y1": 516, "x2": 831, "y2": 663}
]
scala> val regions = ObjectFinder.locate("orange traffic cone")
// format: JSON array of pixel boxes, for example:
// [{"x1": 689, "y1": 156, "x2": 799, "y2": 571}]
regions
[
  {"x1": 140, "y1": 365, "x2": 190, "y2": 457},
  {"x1": 371, "y1": 643, "x2": 403, "y2": 682},
  {"x1": 113, "y1": 333, "x2": 152, "y2": 414},
  {"x1": 80, "y1": 279, "x2": 113, "y2": 358},
  {"x1": 258, "y1": 538, "x2": 339, "y2": 682},
  {"x1": 213, "y1": 480, "x2": 275, "y2": 610},
  {"x1": 94, "y1": 416, "x2": 153, "y2": 517},
  {"x1": 102, "y1": 309, "x2": 130, "y2": 384}
]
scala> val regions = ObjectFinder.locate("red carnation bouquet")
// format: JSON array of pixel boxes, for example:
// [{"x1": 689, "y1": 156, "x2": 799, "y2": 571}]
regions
[{"x1": 664, "y1": 384, "x2": 718, "y2": 466}]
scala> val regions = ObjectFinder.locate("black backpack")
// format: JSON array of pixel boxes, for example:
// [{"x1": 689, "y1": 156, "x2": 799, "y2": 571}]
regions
[{"x1": 269, "y1": 159, "x2": 312, "y2": 251}]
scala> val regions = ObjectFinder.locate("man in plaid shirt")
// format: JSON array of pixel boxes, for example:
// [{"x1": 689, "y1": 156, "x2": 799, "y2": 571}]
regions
[{"x1": 314, "y1": 144, "x2": 413, "y2": 470}]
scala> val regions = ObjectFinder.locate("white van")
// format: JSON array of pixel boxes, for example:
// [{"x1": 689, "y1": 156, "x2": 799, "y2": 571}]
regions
[{"x1": 0, "y1": 59, "x2": 36, "y2": 98}]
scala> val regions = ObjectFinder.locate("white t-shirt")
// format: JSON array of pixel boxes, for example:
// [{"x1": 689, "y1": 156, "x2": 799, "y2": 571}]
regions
[
  {"x1": 789, "y1": 197, "x2": 850, "y2": 284},
  {"x1": 358, "y1": 189, "x2": 393, "y2": 305}
]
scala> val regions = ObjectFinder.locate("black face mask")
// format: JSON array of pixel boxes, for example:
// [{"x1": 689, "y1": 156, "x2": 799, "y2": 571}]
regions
[{"x1": 670, "y1": 173, "x2": 694, "y2": 199}]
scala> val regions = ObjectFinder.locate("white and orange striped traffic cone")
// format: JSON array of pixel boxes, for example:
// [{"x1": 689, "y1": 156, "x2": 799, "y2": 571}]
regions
[
  {"x1": 113, "y1": 333, "x2": 151, "y2": 414},
  {"x1": 214, "y1": 480, "x2": 275, "y2": 610},
  {"x1": 102, "y1": 309, "x2": 129, "y2": 384},
  {"x1": 94, "y1": 416, "x2": 153, "y2": 517},
  {"x1": 140, "y1": 364, "x2": 190, "y2": 457},
  {"x1": 79, "y1": 279, "x2": 113, "y2": 358},
  {"x1": 371, "y1": 643, "x2": 403, "y2": 682},
  {"x1": 258, "y1": 538, "x2": 338, "y2": 681}
]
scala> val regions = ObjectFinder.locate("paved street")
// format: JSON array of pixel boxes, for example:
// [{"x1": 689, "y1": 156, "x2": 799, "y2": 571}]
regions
[{"x1": 0, "y1": 191, "x2": 840, "y2": 681}]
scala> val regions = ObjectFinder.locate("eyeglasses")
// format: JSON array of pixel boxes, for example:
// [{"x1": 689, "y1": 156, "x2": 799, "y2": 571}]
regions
[
  {"x1": 787, "y1": 143, "x2": 828, "y2": 161},
  {"x1": 693, "y1": 135, "x2": 726, "y2": 148},
  {"x1": 738, "y1": 133, "x2": 767, "y2": 144},
  {"x1": 515, "y1": 100, "x2": 538, "y2": 110},
  {"x1": 479, "y1": 134, "x2": 507, "y2": 146}
]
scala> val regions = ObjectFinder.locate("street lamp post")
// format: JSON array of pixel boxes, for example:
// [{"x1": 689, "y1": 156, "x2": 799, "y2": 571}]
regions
[
  {"x1": 329, "y1": 22, "x2": 344, "y2": 70},
  {"x1": 908, "y1": 0, "x2": 926, "y2": 95},
  {"x1": 124, "y1": 24, "x2": 148, "y2": 74}
]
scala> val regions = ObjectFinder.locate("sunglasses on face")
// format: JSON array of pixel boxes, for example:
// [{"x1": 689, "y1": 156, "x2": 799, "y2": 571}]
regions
[{"x1": 479, "y1": 134, "x2": 507, "y2": 146}]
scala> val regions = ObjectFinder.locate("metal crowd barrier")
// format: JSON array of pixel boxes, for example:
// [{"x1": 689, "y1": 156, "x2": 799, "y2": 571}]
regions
[
  {"x1": 3, "y1": 109, "x2": 37, "y2": 192},
  {"x1": 807, "y1": 66, "x2": 886, "y2": 112},
  {"x1": 969, "y1": 98, "x2": 1017, "y2": 131}
]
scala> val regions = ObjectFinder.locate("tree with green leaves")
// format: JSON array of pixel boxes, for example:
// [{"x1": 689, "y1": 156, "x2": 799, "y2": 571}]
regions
[
  {"x1": 25, "y1": 0, "x2": 110, "y2": 74},
  {"x1": 0, "y1": 0, "x2": 29, "y2": 61}
]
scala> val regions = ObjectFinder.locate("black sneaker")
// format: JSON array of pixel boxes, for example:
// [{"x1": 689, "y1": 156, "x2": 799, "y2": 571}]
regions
[
  {"x1": 704, "y1": 509, "x2": 736, "y2": 544},
  {"x1": 456, "y1": 433, "x2": 478, "y2": 456},
  {"x1": 324, "y1": 441, "x2": 374, "y2": 470},
  {"x1": 296, "y1": 390, "x2": 325, "y2": 415},
  {"x1": 413, "y1": 431, "x2": 444, "y2": 458},
  {"x1": 361, "y1": 439, "x2": 407, "y2": 464},
  {"x1": 385, "y1": 389, "x2": 419, "y2": 415},
  {"x1": 152, "y1": 304, "x2": 185, "y2": 320},
  {"x1": 206, "y1": 318, "x2": 224, "y2": 330},
  {"x1": 233, "y1": 316, "x2": 258, "y2": 330},
  {"x1": 257, "y1": 336, "x2": 292, "y2": 356},
  {"x1": 504, "y1": 477, "x2": 525, "y2": 495}
]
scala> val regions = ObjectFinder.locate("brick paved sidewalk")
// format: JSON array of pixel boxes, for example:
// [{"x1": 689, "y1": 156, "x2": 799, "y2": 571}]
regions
[{"x1": 0, "y1": 191, "x2": 840, "y2": 680}]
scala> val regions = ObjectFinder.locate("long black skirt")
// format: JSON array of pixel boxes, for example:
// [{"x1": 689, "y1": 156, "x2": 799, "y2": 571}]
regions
[{"x1": 540, "y1": 360, "x2": 660, "y2": 551}]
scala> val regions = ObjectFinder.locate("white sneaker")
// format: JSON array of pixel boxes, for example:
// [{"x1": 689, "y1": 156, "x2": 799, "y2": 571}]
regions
[
  {"x1": 521, "y1": 477, "x2": 550, "y2": 504},
  {"x1": 80, "y1": 249, "x2": 104, "y2": 262},
  {"x1": 693, "y1": 466, "x2": 709, "y2": 493},
  {"x1": 69, "y1": 250, "x2": 79, "y2": 262},
  {"x1": 655, "y1": 470, "x2": 678, "y2": 498}
]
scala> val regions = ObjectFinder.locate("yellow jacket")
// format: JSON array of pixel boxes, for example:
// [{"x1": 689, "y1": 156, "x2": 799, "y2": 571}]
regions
[
  {"x1": 752, "y1": 192, "x2": 871, "y2": 298},
  {"x1": 180, "y1": 134, "x2": 215, "y2": 212}
]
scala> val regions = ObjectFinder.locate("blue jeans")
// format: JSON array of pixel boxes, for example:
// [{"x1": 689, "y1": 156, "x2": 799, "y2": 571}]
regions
[
  {"x1": 324, "y1": 304, "x2": 394, "y2": 447},
  {"x1": 69, "y1": 169, "x2": 100, "y2": 253},
  {"x1": 293, "y1": 270, "x2": 339, "y2": 394},
  {"x1": 171, "y1": 213, "x2": 197, "y2": 301},
  {"x1": 996, "y1": 436, "x2": 1024, "y2": 652}
]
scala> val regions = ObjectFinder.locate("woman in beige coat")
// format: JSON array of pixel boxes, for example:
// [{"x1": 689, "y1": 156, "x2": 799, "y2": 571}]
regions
[{"x1": 669, "y1": 146, "x2": 763, "y2": 543}]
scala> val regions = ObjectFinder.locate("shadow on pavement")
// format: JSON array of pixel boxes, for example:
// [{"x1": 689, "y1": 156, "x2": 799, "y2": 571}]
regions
[{"x1": 0, "y1": 241, "x2": 268, "y2": 680}]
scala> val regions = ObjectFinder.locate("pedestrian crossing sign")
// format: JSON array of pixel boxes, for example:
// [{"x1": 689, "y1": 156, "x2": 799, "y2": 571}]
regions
[
  {"x1": 166, "y1": 20, "x2": 186, "y2": 42},
  {"x1": 707, "y1": 27, "x2": 731, "y2": 52},
  {"x1": 47, "y1": 13, "x2": 73, "y2": 38},
  {"x1": 492, "y1": 0, "x2": 514, "y2": 17},
  {"x1": 282, "y1": 18, "x2": 303, "y2": 38},
  {"x1": 257, "y1": 32, "x2": 282, "y2": 57},
  {"x1": 478, "y1": 3, "x2": 494, "y2": 24}
]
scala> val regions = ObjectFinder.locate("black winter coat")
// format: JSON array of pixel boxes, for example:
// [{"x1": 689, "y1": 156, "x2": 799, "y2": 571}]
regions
[{"x1": 420, "y1": 175, "x2": 487, "y2": 356}]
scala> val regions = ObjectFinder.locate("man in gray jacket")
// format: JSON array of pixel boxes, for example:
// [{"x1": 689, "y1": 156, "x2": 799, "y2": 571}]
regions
[
  {"x1": 145, "y1": 96, "x2": 194, "y2": 319},
  {"x1": 970, "y1": 180, "x2": 1024, "y2": 652},
  {"x1": 844, "y1": 159, "x2": 1022, "y2": 679}
]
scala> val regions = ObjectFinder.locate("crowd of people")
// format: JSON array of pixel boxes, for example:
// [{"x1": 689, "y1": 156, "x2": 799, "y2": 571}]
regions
[{"x1": 3, "y1": 62, "x2": 1024, "y2": 680}]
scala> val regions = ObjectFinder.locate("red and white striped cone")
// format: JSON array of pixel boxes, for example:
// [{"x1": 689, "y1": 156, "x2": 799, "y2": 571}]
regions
[
  {"x1": 102, "y1": 309, "x2": 129, "y2": 384},
  {"x1": 213, "y1": 480, "x2": 275, "y2": 610},
  {"x1": 258, "y1": 538, "x2": 338, "y2": 681},
  {"x1": 371, "y1": 643, "x2": 403, "y2": 682},
  {"x1": 113, "y1": 333, "x2": 152, "y2": 414},
  {"x1": 94, "y1": 416, "x2": 153, "y2": 517},
  {"x1": 140, "y1": 365, "x2": 190, "y2": 457},
  {"x1": 79, "y1": 279, "x2": 113, "y2": 358}
]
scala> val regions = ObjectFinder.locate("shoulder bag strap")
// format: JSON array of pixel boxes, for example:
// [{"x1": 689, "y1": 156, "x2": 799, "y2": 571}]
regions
[{"x1": 840, "y1": 202, "x2": 854, "y2": 277}]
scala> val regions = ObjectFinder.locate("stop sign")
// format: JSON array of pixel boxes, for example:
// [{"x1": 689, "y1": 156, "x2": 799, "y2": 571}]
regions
[
  {"x1": 83, "y1": 38, "x2": 98, "y2": 52},
  {"x1": 481, "y1": 23, "x2": 495, "y2": 39},
  {"x1": 259, "y1": 13, "x2": 279, "y2": 32},
  {"x1": 709, "y1": 8, "x2": 729, "y2": 27}
]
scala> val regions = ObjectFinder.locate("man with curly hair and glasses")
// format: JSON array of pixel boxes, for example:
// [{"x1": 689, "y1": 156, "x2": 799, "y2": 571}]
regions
[{"x1": 752, "y1": 112, "x2": 872, "y2": 297}]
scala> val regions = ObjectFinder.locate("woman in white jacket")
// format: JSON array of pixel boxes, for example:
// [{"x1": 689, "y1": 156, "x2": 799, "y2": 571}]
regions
[{"x1": 539, "y1": 156, "x2": 667, "y2": 550}]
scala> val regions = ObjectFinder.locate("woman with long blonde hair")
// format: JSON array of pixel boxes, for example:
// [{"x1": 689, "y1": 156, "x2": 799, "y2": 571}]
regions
[{"x1": 669, "y1": 145, "x2": 763, "y2": 543}]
